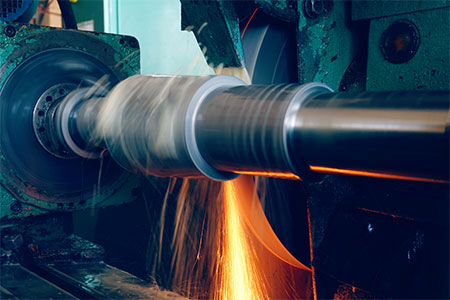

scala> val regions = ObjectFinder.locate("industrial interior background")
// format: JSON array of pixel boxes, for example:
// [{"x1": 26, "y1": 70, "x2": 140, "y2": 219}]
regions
[{"x1": 0, "y1": 0, "x2": 449, "y2": 299}]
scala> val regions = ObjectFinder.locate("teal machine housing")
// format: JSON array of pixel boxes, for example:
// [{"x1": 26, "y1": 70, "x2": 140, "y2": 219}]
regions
[
  {"x1": 0, "y1": 22, "x2": 141, "y2": 219},
  {"x1": 0, "y1": 0, "x2": 449, "y2": 299}
]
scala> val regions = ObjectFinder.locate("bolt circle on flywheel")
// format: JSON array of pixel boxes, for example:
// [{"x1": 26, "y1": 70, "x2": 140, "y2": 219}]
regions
[
  {"x1": 32, "y1": 83, "x2": 78, "y2": 159},
  {"x1": 0, "y1": 48, "x2": 124, "y2": 207}
]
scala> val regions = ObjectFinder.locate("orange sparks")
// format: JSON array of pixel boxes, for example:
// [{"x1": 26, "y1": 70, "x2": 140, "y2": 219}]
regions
[
  {"x1": 215, "y1": 180, "x2": 267, "y2": 300},
  {"x1": 164, "y1": 176, "x2": 313, "y2": 299},
  {"x1": 306, "y1": 199, "x2": 317, "y2": 300},
  {"x1": 229, "y1": 176, "x2": 310, "y2": 270},
  {"x1": 309, "y1": 165, "x2": 448, "y2": 184},
  {"x1": 357, "y1": 207, "x2": 416, "y2": 221},
  {"x1": 238, "y1": 171, "x2": 301, "y2": 180},
  {"x1": 213, "y1": 176, "x2": 312, "y2": 300}
]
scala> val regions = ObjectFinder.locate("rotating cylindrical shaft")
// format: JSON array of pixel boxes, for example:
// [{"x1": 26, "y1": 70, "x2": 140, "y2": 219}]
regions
[
  {"x1": 59, "y1": 75, "x2": 449, "y2": 182},
  {"x1": 197, "y1": 86, "x2": 449, "y2": 181},
  {"x1": 290, "y1": 91, "x2": 449, "y2": 181}
]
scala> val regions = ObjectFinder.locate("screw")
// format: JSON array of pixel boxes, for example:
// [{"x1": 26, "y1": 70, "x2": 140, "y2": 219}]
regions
[
  {"x1": 304, "y1": 0, "x2": 333, "y2": 18},
  {"x1": 10, "y1": 201, "x2": 22, "y2": 213},
  {"x1": 129, "y1": 38, "x2": 139, "y2": 49},
  {"x1": 3, "y1": 25, "x2": 16, "y2": 38}
]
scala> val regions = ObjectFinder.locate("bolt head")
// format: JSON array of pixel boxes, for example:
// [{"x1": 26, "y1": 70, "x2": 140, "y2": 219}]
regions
[
  {"x1": 10, "y1": 201, "x2": 22, "y2": 212},
  {"x1": 380, "y1": 19, "x2": 420, "y2": 64},
  {"x1": 3, "y1": 25, "x2": 16, "y2": 38},
  {"x1": 304, "y1": 0, "x2": 333, "y2": 19}
]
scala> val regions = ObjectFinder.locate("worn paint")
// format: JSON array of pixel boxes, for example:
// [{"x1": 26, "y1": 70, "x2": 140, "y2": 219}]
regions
[{"x1": 297, "y1": 1, "x2": 355, "y2": 90}]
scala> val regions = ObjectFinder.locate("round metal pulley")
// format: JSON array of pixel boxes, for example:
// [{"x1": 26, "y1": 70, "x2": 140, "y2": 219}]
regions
[{"x1": 0, "y1": 48, "x2": 126, "y2": 210}]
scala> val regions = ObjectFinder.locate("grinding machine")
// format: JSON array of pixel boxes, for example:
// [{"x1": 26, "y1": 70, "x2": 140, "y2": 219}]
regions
[{"x1": 0, "y1": 0, "x2": 449, "y2": 299}]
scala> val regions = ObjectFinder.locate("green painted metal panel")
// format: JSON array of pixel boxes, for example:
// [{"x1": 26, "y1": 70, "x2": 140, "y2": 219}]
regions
[
  {"x1": 367, "y1": 7, "x2": 450, "y2": 91},
  {"x1": 72, "y1": 0, "x2": 105, "y2": 32},
  {"x1": 352, "y1": 0, "x2": 450, "y2": 21},
  {"x1": 297, "y1": 1, "x2": 356, "y2": 90}
]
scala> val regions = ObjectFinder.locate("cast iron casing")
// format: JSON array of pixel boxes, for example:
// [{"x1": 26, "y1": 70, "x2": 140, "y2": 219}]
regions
[{"x1": 0, "y1": 22, "x2": 141, "y2": 220}]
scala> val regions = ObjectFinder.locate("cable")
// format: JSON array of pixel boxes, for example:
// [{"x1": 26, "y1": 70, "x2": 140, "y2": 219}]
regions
[
  {"x1": 56, "y1": 0, "x2": 77, "y2": 29},
  {"x1": 241, "y1": 8, "x2": 258, "y2": 39}
]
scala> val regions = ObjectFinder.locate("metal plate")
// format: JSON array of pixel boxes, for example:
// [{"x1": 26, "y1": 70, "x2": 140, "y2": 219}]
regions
[
  {"x1": 0, "y1": 265, "x2": 77, "y2": 300},
  {"x1": 46, "y1": 263, "x2": 185, "y2": 299}
]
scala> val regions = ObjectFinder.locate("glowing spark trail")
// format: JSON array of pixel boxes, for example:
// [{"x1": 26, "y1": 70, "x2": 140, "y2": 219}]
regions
[{"x1": 215, "y1": 180, "x2": 267, "y2": 300}]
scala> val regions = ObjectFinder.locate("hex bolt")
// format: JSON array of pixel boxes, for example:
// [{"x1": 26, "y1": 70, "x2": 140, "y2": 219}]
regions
[
  {"x1": 304, "y1": 0, "x2": 333, "y2": 18},
  {"x1": 10, "y1": 201, "x2": 22, "y2": 213},
  {"x1": 129, "y1": 38, "x2": 139, "y2": 49},
  {"x1": 3, "y1": 25, "x2": 16, "y2": 38}
]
